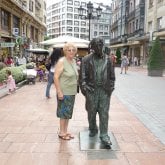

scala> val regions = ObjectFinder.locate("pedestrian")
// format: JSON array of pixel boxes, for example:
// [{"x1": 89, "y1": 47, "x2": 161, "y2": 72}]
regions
[
  {"x1": 45, "y1": 48, "x2": 62, "y2": 99},
  {"x1": 5, "y1": 70, "x2": 16, "y2": 94},
  {"x1": 120, "y1": 54, "x2": 129, "y2": 74},
  {"x1": 54, "y1": 43, "x2": 78, "y2": 140},
  {"x1": 79, "y1": 38, "x2": 115, "y2": 148},
  {"x1": 110, "y1": 53, "x2": 117, "y2": 67}
]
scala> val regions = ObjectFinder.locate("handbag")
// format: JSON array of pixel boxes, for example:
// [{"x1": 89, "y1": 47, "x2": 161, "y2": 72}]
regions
[{"x1": 45, "y1": 63, "x2": 51, "y2": 71}]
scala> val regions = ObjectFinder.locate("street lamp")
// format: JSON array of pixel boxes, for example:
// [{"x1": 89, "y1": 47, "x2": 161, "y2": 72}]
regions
[{"x1": 78, "y1": 1, "x2": 102, "y2": 41}]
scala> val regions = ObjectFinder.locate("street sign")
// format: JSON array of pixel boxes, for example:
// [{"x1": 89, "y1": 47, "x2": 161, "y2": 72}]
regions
[{"x1": 0, "y1": 42, "x2": 15, "y2": 47}]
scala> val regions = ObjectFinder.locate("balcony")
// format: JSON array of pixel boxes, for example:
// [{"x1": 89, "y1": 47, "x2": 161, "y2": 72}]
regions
[
  {"x1": 127, "y1": 11, "x2": 135, "y2": 21},
  {"x1": 35, "y1": 0, "x2": 41, "y2": 10},
  {"x1": 110, "y1": 21, "x2": 118, "y2": 30}
]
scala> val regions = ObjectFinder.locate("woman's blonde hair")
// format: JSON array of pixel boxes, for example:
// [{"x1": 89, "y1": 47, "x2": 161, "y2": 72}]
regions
[{"x1": 63, "y1": 42, "x2": 77, "y2": 56}]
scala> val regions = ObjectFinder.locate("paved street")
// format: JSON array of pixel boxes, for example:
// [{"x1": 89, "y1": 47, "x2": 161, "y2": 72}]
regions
[
  {"x1": 0, "y1": 67, "x2": 165, "y2": 165},
  {"x1": 114, "y1": 67, "x2": 165, "y2": 144}
]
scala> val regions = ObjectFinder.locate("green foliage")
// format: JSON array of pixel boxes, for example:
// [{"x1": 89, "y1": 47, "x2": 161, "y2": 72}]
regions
[
  {"x1": 0, "y1": 62, "x2": 6, "y2": 70},
  {"x1": 0, "y1": 65, "x2": 26, "y2": 83},
  {"x1": 147, "y1": 37, "x2": 165, "y2": 70},
  {"x1": 116, "y1": 48, "x2": 121, "y2": 64}
]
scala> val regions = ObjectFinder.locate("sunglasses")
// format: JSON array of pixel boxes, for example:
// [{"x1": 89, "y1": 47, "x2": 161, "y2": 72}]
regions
[{"x1": 67, "y1": 49, "x2": 76, "y2": 52}]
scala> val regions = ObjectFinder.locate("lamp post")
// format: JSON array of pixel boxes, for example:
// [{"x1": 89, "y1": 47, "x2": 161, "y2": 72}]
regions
[{"x1": 78, "y1": 1, "x2": 102, "y2": 41}]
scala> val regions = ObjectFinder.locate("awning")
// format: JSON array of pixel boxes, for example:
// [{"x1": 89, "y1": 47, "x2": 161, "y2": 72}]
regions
[
  {"x1": 26, "y1": 48, "x2": 49, "y2": 55},
  {"x1": 109, "y1": 41, "x2": 140, "y2": 48}
]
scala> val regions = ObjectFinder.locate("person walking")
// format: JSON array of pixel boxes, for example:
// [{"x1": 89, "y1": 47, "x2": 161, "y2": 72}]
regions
[
  {"x1": 5, "y1": 70, "x2": 16, "y2": 94},
  {"x1": 120, "y1": 54, "x2": 129, "y2": 74},
  {"x1": 54, "y1": 43, "x2": 78, "y2": 140},
  {"x1": 79, "y1": 38, "x2": 115, "y2": 148},
  {"x1": 45, "y1": 48, "x2": 62, "y2": 99}
]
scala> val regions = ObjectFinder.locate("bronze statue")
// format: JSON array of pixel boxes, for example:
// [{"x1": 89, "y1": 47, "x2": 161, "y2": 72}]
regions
[{"x1": 79, "y1": 38, "x2": 115, "y2": 149}]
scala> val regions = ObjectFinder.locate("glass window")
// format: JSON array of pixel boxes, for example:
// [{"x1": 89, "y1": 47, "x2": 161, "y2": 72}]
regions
[
  {"x1": 74, "y1": 8, "x2": 78, "y2": 13},
  {"x1": 94, "y1": 31, "x2": 97, "y2": 36},
  {"x1": 74, "y1": 27, "x2": 79, "y2": 32},
  {"x1": 74, "y1": 34, "x2": 79, "y2": 38},
  {"x1": 74, "y1": 21, "x2": 79, "y2": 26},
  {"x1": 81, "y1": 21, "x2": 86, "y2": 26},
  {"x1": 157, "y1": 17, "x2": 162, "y2": 30},
  {"x1": 74, "y1": 14, "x2": 79, "y2": 19},
  {"x1": 67, "y1": 26, "x2": 72, "y2": 31},
  {"x1": 81, "y1": 28, "x2": 86, "y2": 32},
  {"x1": 81, "y1": 2, "x2": 86, "y2": 7},
  {"x1": 67, "y1": 20, "x2": 73, "y2": 25},
  {"x1": 94, "y1": 25, "x2": 98, "y2": 29},
  {"x1": 1, "y1": 9, "x2": 10, "y2": 31},
  {"x1": 67, "y1": 13, "x2": 73, "y2": 19},
  {"x1": 67, "y1": 7, "x2": 73, "y2": 12},
  {"x1": 74, "y1": 1, "x2": 80, "y2": 6},
  {"x1": 67, "y1": 0, "x2": 73, "y2": 5}
]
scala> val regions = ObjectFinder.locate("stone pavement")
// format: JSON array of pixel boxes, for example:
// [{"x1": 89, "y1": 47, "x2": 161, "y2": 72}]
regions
[{"x1": 0, "y1": 71, "x2": 165, "y2": 165}]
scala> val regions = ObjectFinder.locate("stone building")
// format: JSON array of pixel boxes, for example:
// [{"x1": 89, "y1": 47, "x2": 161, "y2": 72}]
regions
[
  {"x1": 46, "y1": 0, "x2": 111, "y2": 43},
  {"x1": 0, "y1": 0, "x2": 47, "y2": 60},
  {"x1": 110, "y1": 0, "x2": 165, "y2": 66}
]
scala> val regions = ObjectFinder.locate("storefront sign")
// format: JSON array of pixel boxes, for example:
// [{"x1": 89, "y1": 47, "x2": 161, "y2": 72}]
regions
[{"x1": 0, "y1": 42, "x2": 15, "y2": 47}]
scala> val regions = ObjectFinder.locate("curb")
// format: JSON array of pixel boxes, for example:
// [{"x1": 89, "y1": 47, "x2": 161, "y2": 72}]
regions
[{"x1": 0, "y1": 80, "x2": 27, "y2": 99}]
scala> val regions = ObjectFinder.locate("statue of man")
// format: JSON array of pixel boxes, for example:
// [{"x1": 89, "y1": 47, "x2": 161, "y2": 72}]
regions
[{"x1": 79, "y1": 38, "x2": 115, "y2": 148}]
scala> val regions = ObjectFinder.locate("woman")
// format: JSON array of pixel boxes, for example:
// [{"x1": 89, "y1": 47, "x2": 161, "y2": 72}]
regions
[
  {"x1": 45, "y1": 48, "x2": 62, "y2": 98},
  {"x1": 54, "y1": 43, "x2": 78, "y2": 140}
]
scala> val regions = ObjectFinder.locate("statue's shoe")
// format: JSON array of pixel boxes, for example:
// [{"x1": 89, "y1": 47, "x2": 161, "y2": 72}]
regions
[{"x1": 89, "y1": 129, "x2": 98, "y2": 137}]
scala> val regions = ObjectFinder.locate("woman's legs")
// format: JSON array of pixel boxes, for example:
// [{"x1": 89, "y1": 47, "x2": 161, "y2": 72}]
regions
[{"x1": 45, "y1": 72, "x2": 54, "y2": 98}]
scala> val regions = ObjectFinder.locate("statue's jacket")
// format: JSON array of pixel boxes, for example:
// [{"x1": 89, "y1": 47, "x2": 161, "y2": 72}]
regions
[{"x1": 79, "y1": 53, "x2": 115, "y2": 96}]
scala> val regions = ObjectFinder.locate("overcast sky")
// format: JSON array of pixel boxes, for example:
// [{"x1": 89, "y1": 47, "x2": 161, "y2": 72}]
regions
[{"x1": 46, "y1": 0, "x2": 112, "y2": 7}]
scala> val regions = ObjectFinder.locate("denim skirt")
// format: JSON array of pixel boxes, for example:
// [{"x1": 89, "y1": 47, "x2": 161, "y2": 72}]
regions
[{"x1": 56, "y1": 95, "x2": 75, "y2": 119}]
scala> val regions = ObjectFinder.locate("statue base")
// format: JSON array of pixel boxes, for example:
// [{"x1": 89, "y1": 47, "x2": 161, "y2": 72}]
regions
[{"x1": 79, "y1": 130, "x2": 119, "y2": 151}]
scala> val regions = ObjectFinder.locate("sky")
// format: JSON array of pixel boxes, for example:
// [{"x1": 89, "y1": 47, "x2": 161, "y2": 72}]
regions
[{"x1": 46, "y1": 0, "x2": 112, "y2": 7}]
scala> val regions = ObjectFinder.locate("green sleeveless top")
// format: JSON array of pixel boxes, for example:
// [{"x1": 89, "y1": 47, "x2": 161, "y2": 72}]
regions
[{"x1": 59, "y1": 57, "x2": 78, "y2": 95}]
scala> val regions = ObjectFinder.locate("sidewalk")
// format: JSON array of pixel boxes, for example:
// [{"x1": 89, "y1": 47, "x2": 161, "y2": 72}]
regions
[
  {"x1": 0, "y1": 81, "x2": 165, "y2": 165},
  {"x1": 0, "y1": 78, "x2": 165, "y2": 165}
]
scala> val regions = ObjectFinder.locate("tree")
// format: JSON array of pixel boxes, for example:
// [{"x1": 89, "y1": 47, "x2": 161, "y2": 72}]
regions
[
  {"x1": 147, "y1": 37, "x2": 165, "y2": 76},
  {"x1": 116, "y1": 48, "x2": 121, "y2": 65}
]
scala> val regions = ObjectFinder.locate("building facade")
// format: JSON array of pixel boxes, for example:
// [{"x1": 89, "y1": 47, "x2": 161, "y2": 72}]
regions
[
  {"x1": 110, "y1": 0, "x2": 165, "y2": 66},
  {"x1": 110, "y1": 0, "x2": 145, "y2": 65},
  {"x1": 0, "y1": 0, "x2": 47, "y2": 60},
  {"x1": 46, "y1": 0, "x2": 111, "y2": 43}
]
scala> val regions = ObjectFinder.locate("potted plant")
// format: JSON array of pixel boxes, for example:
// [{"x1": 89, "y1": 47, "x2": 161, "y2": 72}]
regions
[
  {"x1": 147, "y1": 37, "x2": 165, "y2": 77},
  {"x1": 115, "y1": 48, "x2": 121, "y2": 66}
]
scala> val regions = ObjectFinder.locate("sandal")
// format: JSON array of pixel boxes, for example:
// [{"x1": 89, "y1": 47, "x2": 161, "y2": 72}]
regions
[
  {"x1": 67, "y1": 133, "x2": 74, "y2": 139},
  {"x1": 58, "y1": 134, "x2": 71, "y2": 140}
]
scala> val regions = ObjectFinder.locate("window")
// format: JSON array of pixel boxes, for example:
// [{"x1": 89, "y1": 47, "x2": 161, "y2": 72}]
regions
[
  {"x1": 157, "y1": 0, "x2": 163, "y2": 3},
  {"x1": 67, "y1": 7, "x2": 73, "y2": 12},
  {"x1": 94, "y1": 25, "x2": 98, "y2": 29},
  {"x1": 67, "y1": 20, "x2": 72, "y2": 25},
  {"x1": 74, "y1": 8, "x2": 78, "y2": 13},
  {"x1": 29, "y1": 0, "x2": 34, "y2": 12},
  {"x1": 81, "y1": 21, "x2": 86, "y2": 26},
  {"x1": 74, "y1": 21, "x2": 79, "y2": 26},
  {"x1": 67, "y1": 27, "x2": 72, "y2": 31},
  {"x1": 148, "y1": 21, "x2": 152, "y2": 32},
  {"x1": 74, "y1": 14, "x2": 79, "y2": 19},
  {"x1": 81, "y1": 28, "x2": 86, "y2": 33},
  {"x1": 67, "y1": 0, "x2": 73, "y2": 5},
  {"x1": 74, "y1": 1, "x2": 80, "y2": 6},
  {"x1": 149, "y1": 0, "x2": 153, "y2": 8},
  {"x1": 74, "y1": 34, "x2": 79, "y2": 38},
  {"x1": 74, "y1": 27, "x2": 79, "y2": 32},
  {"x1": 81, "y1": 2, "x2": 86, "y2": 7},
  {"x1": 1, "y1": 9, "x2": 10, "y2": 31},
  {"x1": 94, "y1": 31, "x2": 97, "y2": 36},
  {"x1": 157, "y1": 17, "x2": 162, "y2": 30},
  {"x1": 67, "y1": 13, "x2": 73, "y2": 19},
  {"x1": 136, "y1": 19, "x2": 139, "y2": 30},
  {"x1": 99, "y1": 25, "x2": 103, "y2": 30}
]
